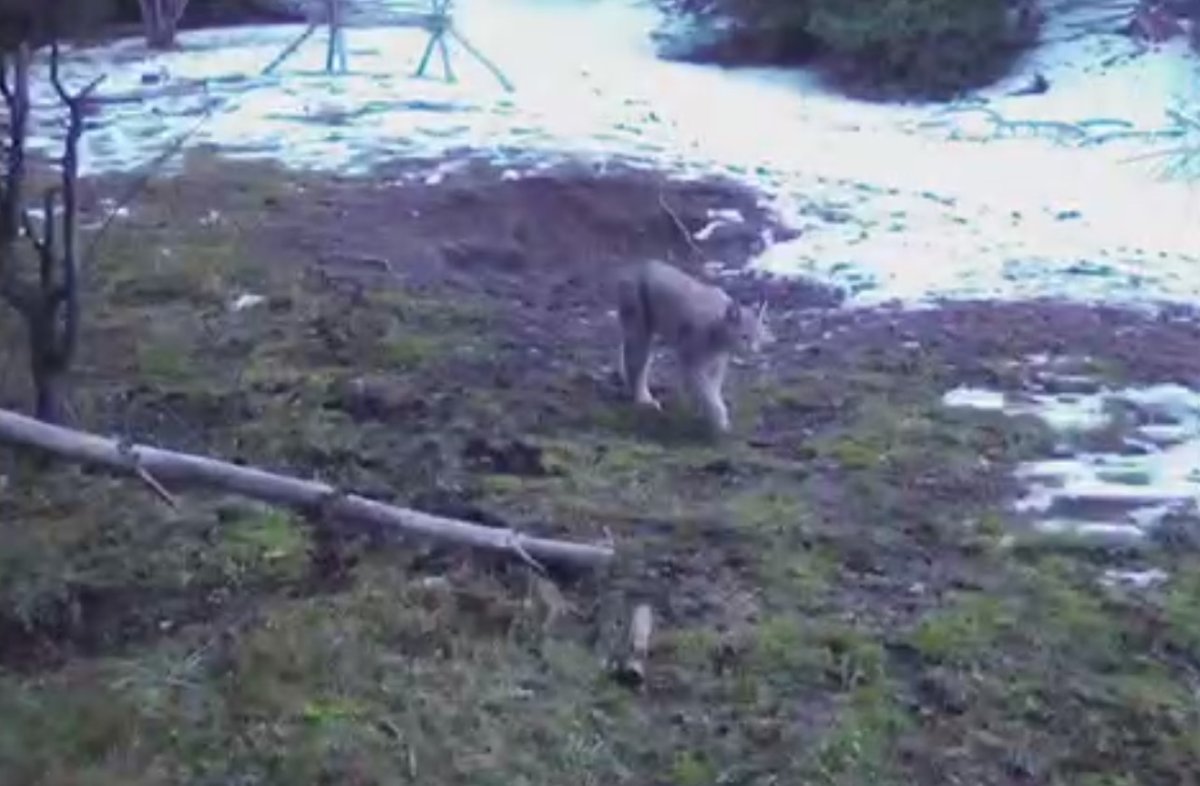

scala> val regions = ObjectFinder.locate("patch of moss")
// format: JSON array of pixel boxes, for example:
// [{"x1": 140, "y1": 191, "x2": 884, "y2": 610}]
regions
[
  {"x1": 749, "y1": 615, "x2": 819, "y2": 677},
  {"x1": 727, "y1": 485, "x2": 810, "y2": 533},
  {"x1": 1163, "y1": 566, "x2": 1200, "y2": 659},
  {"x1": 661, "y1": 627, "x2": 722, "y2": 671},
  {"x1": 670, "y1": 751, "x2": 717, "y2": 786},
  {"x1": 901, "y1": 555, "x2": 1200, "y2": 784},
  {"x1": 214, "y1": 507, "x2": 311, "y2": 586},
  {"x1": 758, "y1": 542, "x2": 838, "y2": 605},
  {"x1": 374, "y1": 331, "x2": 447, "y2": 370},
  {"x1": 807, "y1": 683, "x2": 910, "y2": 785},
  {"x1": 136, "y1": 340, "x2": 196, "y2": 385},
  {"x1": 475, "y1": 434, "x2": 728, "y2": 534},
  {"x1": 908, "y1": 592, "x2": 1016, "y2": 666}
]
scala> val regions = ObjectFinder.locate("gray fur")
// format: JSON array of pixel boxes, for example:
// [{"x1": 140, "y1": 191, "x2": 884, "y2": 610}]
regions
[{"x1": 616, "y1": 259, "x2": 771, "y2": 434}]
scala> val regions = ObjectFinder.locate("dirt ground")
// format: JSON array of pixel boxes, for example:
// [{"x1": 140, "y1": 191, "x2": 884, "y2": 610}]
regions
[{"x1": 0, "y1": 149, "x2": 1198, "y2": 785}]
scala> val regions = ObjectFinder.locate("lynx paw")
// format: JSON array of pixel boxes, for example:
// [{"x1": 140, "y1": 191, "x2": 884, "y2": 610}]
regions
[{"x1": 634, "y1": 393, "x2": 662, "y2": 411}]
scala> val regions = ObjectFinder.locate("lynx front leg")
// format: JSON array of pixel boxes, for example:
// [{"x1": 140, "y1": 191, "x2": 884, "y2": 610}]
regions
[
  {"x1": 706, "y1": 354, "x2": 732, "y2": 433},
  {"x1": 684, "y1": 356, "x2": 731, "y2": 434},
  {"x1": 621, "y1": 334, "x2": 661, "y2": 410}
]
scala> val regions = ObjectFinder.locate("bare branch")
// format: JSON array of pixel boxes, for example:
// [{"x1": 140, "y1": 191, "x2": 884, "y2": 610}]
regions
[
  {"x1": 19, "y1": 208, "x2": 44, "y2": 256},
  {"x1": 0, "y1": 408, "x2": 616, "y2": 570},
  {"x1": 117, "y1": 437, "x2": 180, "y2": 509},
  {"x1": 49, "y1": 39, "x2": 107, "y2": 108},
  {"x1": 136, "y1": 0, "x2": 153, "y2": 30},
  {"x1": 659, "y1": 192, "x2": 707, "y2": 262},
  {"x1": 262, "y1": 23, "x2": 319, "y2": 76},
  {"x1": 173, "y1": 0, "x2": 193, "y2": 25},
  {"x1": 36, "y1": 189, "x2": 58, "y2": 292},
  {"x1": 1, "y1": 38, "x2": 93, "y2": 423},
  {"x1": 83, "y1": 96, "x2": 222, "y2": 269},
  {"x1": 49, "y1": 38, "x2": 63, "y2": 97},
  {"x1": 0, "y1": 46, "x2": 30, "y2": 243},
  {"x1": 505, "y1": 531, "x2": 549, "y2": 576},
  {"x1": 0, "y1": 55, "x2": 12, "y2": 106},
  {"x1": 138, "y1": 0, "x2": 188, "y2": 48}
]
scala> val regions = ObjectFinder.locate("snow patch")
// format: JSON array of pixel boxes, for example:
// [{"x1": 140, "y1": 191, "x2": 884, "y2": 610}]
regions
[
  {"x1": 1101, "y1": 567, "x2": 1169, "y2": 590},
  {"x1": 944, "y1": 382, "x2": 1200, "y2": 544},
  {"x1": 231, "y1": 293, "x2": 267, "y2": 312},
  {"x1": 693, "y1": 207, "x2": 745, "y2": 241},
  {"x1": 17, "y1": 0, "x2": 1200, "y2": 306}
]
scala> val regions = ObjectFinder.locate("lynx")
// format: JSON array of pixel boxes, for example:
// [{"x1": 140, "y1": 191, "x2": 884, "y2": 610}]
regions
[{"x1": 616, "y1": 259, "x2": 771, "y2": 434}]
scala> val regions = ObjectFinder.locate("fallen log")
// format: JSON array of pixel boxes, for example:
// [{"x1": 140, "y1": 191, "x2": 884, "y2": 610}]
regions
[{"x1": 0, "y1": 408, "x2": 614, "y2": 570}]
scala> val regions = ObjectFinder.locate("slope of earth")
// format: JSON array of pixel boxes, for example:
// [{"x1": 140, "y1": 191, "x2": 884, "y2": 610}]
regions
[{"x1": 1, "y1": 153, "x2": 1198, "y2": 785}]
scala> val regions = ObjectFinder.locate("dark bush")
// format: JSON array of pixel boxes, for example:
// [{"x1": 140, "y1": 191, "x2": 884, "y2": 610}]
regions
[
  {"x1": 655, "y1": 0, "x2": 1038, "y2": 99},
  {"x1": 652, "y1": 0, "x2": 820, "y2": 66},
  {"x1": 807, "y1": 0, "x2": 1023, "y2": 98},
  {"x1": 0, "y1": 0, "x2": 121, "y2": 46}
]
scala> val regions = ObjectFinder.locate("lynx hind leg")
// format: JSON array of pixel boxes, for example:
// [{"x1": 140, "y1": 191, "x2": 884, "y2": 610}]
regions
[{"x1": 616, "y1": 279, "x2": 660, "y2": 410}]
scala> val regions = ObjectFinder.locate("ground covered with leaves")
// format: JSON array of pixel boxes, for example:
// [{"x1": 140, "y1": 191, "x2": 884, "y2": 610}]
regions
[{"x1": 0, "y1": 150, "x2": 1198, "y2": 785}]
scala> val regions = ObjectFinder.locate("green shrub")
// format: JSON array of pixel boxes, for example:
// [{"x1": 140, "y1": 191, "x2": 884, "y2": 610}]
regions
[
  {"x1": 655, "y1": 0, "x2": 1034, "y2": 98},
  {"x1": 653, "y1": 0, "x2": 820, "y2": 66},
  {"x1": 713, "y1": 0, "x2": 816, "y2": 62},
  {"x1": 807, "y1": 0, "x2": 1019, "y2": 98}
]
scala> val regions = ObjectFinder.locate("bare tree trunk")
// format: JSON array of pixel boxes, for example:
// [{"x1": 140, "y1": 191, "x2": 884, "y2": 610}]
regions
[
  {"x1": 0, "y1": 407, "x2": 616, "y2": 570},
  {"x1": 30, "y1": 320, "x2": 67, "y2": 423},
  {"x1": 29, "y1": 286, "x2": 73, "y2": 424},
  {"x1": 31, "y1": 369, "x2": 64, "y2": 422},
  {"x1": 138, "y1": 0, "x2": 189, "y2": 49},
  {"x1": 0, "y1": 42, "x2": 104, "y2": 424},
  {"x1": 0, "y1": 43, "x2": 29, "y2": 244}
]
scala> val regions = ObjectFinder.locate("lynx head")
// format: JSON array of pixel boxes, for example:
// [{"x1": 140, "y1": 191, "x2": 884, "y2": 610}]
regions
[{"x1": 723, "y1": 299, "x2": 772, "y2": 353}]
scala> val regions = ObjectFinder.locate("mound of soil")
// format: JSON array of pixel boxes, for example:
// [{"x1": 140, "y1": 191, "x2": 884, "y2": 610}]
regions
[{"x1": 265, "y1": 154, "x2": 838, "y2": 318}]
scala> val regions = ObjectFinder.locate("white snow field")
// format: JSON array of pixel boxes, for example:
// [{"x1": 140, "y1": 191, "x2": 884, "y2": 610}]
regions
[{"x1": 18, "y1": 0, "x2": 1200, "y2": 306}]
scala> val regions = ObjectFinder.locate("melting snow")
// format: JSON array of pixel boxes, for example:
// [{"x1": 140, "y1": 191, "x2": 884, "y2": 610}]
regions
[
  {"x1": 944, "y1": 381, "x2": 1200, "y2": 545},
  {"x1": 231, "y1": 293, "x2": 267, "y2": 312},
  {"x1": 1101, "y1": 567, "x2": 1169, "y2": 589},
  {"x1": 17, "y1": 0, "x2": 1200, "y2": 305}
]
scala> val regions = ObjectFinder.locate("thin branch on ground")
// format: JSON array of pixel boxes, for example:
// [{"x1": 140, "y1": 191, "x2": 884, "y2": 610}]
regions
[{"x1": 659, "y1": 192, "x2": 707, "y2": 262}]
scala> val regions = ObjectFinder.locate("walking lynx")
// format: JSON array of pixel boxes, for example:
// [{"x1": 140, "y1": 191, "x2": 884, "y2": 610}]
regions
[{"x1": 616, "y1": 259, "x2": 771, "y2": 434}]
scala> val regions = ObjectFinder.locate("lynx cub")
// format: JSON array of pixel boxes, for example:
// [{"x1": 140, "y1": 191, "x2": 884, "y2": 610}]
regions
[{"x1": 616, "y1": 259, "x2": 771, "y2": 434}]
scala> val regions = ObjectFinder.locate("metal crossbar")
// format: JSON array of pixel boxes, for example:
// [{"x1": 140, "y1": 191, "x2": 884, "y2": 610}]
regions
[{"x1": 263, "y1": 0, "x2": 513, "y2": 91}]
